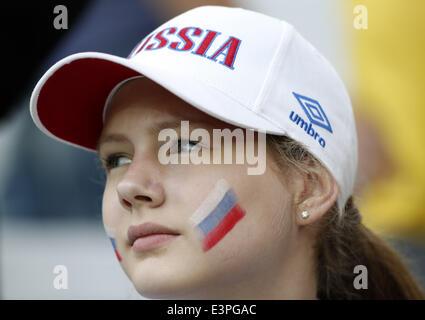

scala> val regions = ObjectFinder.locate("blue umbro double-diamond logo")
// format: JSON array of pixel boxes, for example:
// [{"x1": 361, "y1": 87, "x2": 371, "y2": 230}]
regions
[
  {"x1": 289, "y1": 92, "x2": 333, "y2": 149},
  {"x1": 292, "y1": 92, "x2": 333, "y2": 133}
]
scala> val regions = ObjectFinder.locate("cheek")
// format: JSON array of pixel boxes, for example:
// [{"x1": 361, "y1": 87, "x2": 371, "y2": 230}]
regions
[
  {"x1": 188, "y1": 178, "x2": 246, "y2": 253},
  {"x1": 102, "y1": 182, "x2": 125, "y2": 263},
  {"x1": 222, "y1": 175, "x2": 293, "y2": 259},
  {"x1": 102, "y1": 182, "x2": 121, "y2": 228},
  {"x1": 186, "y1": 175, "x2": 290, "y2": 257},
  {"x1": 185, "y1": 179, "x2": 292, "y2": 285},
  {"x1": 217, "y1": 193, "x2": 292, "y2": 279}
]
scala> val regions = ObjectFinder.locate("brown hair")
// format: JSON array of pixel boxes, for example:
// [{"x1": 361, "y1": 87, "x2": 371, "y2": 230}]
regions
[{"x1": 267, "y1": 134, "x2": 425, "y2": 299}]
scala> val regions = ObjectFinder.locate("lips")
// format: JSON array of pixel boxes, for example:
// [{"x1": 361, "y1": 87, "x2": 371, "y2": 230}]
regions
[{"x1": 127, "y1": 222, "x2": 180, "y2": 247}]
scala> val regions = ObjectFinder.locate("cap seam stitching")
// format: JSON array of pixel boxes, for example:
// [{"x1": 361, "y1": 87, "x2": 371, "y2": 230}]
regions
[
  {"x1": 195, "y1": 76, "x2": 289, "y2": 134},
  {"x1": 252, "y1": 22, "x2": 295, "y2": 113}
]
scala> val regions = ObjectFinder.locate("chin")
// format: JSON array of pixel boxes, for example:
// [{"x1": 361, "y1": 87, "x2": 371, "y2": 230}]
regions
[
  {"x1": 130, "y1": 266, "x2": 211, "y2": 300},
  {"x1": 132, "y1": 279, "x2": 196, "y2": 300}
]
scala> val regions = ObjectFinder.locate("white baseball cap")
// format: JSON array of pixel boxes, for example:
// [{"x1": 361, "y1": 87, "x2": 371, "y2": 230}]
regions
[{"x1": 30, "y1": 5, "x2": 358, "y2": 214}]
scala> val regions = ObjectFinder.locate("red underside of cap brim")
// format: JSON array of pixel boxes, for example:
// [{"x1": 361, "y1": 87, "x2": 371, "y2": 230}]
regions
[{"x1": 37, "y1": 58, "x2": 141, "y2": 151}]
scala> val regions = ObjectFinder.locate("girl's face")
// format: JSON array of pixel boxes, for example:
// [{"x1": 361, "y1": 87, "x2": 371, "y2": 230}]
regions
[{"x1": 98, "y1": 77, "x2": 301, "y2": 299}]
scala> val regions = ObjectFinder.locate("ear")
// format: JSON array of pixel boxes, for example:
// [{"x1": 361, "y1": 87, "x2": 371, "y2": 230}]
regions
[{"x1": 293, "y1": 167, "x2": 339, "y2": 226}]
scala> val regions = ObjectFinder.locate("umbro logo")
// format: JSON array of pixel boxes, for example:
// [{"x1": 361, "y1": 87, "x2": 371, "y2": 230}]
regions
[
  {"x1": 289, "y1": 92, "x2": 333, "y2": 149},
  {"x1": 292, "y1": 92, "x2": 333, "y2": 133}
]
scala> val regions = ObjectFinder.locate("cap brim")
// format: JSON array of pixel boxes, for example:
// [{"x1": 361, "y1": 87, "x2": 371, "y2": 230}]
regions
[{"x1": 30, "y1": 52, "x2": 285, "y2": 152}]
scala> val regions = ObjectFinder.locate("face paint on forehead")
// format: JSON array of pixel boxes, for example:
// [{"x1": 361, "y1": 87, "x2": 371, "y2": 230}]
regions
[
  {"x1": 189, "y1": 179, "x2": 246, "y2": 252},
  {"x1": 104, "y1": 225, "x2": 122, "y2": 262}
]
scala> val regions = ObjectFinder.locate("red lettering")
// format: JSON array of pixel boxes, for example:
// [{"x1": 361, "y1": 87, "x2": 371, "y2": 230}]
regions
[
  {"x1": 146, "y1": 27, "x2": 177, "y2": 50},
  {"x1": 170, "y1": 27, "x2": 202, "y2": 51},
  {"x1": 193, "y1": 30, "x2": 220, "y2": 56},
  {"x1": 209, "y1": 36, "x2": 241, "y2": 69}
]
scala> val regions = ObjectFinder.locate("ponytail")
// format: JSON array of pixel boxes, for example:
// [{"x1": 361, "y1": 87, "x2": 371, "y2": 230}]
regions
[{"x1": 316, "y1": 197, "x2": 424, "y2": 299}]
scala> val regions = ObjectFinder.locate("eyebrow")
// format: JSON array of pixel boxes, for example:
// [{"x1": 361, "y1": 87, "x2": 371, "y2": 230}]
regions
[
  {"x1": 149, "y1": 119, "x2": 186, "y2": 135},
  {"x1": 96, "y1": 119, "x2": 207, "y2": 152},
  {"x1": 96, "y1": 134, "x2": 130, "y2": 152}
]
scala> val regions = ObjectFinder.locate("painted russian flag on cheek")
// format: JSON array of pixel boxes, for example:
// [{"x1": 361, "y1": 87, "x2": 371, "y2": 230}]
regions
[
  {"x1": 190, "y1": 179, "x2": 246, "y2": 252},
  {"x1": 109, "y1": 237, "x2": 122, "y2": 262},
  {"x1": 105, "y1": 226, "x2": 122, "y2": 262}
]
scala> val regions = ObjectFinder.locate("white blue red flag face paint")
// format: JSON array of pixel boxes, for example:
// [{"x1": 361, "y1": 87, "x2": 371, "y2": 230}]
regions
[
  {"x1": 190, "y1": 179, "x2": 246, "y2": 252},
  {"x1": 109, "y1": 237, "x2": 122, "y2": 262},
  {"x1": 105, "y1": 226, "x2": 122, "y2": 262}
]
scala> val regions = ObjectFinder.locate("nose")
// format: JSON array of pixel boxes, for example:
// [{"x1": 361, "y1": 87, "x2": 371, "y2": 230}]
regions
[{"x1": 116, "y1": 159, "x2": 165, "y2": 212}]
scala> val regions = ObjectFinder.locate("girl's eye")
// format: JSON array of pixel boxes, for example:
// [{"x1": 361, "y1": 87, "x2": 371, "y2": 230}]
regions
[
  {"x1": 102, "y1": 139, "x2": 200, "y2": 170},
  {"x1": 174, "y1": 139, "x2": 200, "y2": 154},
  {"x1": 103, "y1": 154, "x2": 131, "y2": 170}
]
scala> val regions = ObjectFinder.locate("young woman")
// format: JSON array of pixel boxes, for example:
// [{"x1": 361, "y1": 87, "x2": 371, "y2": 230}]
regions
[{"x1": 30, "y1": 6, "x2": 424, "y2": 299}]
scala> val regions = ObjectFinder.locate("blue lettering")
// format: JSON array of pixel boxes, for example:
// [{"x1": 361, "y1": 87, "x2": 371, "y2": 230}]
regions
[{"x1": 289, "y1": 111, "x2": 326, "y2": 148}]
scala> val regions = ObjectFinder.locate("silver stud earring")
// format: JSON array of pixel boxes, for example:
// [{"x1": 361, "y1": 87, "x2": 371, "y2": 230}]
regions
[{"x1": 301, "y1": 211, "x2": 310, "y2": 219}]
